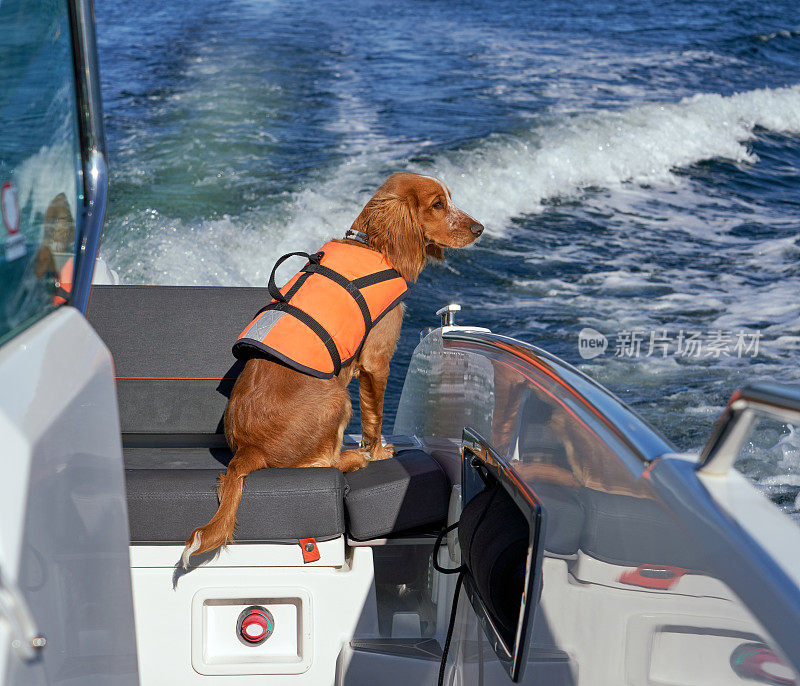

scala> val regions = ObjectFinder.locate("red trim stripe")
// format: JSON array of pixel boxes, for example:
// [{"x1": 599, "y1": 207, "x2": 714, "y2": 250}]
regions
[{"x1": 115, "y1": 376, "x2": 237, "y2": 381}]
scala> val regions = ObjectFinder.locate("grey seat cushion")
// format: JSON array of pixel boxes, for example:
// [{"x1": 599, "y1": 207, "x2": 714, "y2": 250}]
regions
[
  {"x1": 87, "y1": 285, "x2": 272, "y2": 437},
  {"x1": 580, "y1": 488, "x2": 707, "y2": 570},
  {"x1": 125, "y1": 467, "x2": 346, "y2": 543},
  {"x1": 344, "y1": 450, "x2": 450, "y2": 541},
  {"x1": 534, "y1": 483, "x2": 585, "y2": 556},
  {"x1": 123, "y1": 445, "x2": 232, "y2": 470}
]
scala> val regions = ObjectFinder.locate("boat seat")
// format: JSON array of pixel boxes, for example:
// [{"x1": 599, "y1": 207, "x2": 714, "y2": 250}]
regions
[
  {"x1": 87, "y1": 285, "x2": 269, "y2": 441},
  {"x1": 344, "y1": 449, "x2": 450, "y2": 541},
  {"x1": 533, "y1": 482, "x2": 585, "y2": 556},
  {"x1": 88, "y1": 286, "x2": 451, "y2": 544},
  {"x1": 580, "y1": 488, "x2": 709, "y2": 570},
  {"x1": 123, "y1": 448, "x2": 450, "y2": 543},
  {"x1": 123, "y1": 445, "x2": 232, "y2": 470},
  {"x1": 125, "y1": 467, "x2": 346, "y2": 543}
]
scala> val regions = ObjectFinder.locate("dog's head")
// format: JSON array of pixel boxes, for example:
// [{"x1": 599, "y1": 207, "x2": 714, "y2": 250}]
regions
[{"x1": 351, "y1": 172, "x2": 483, "y2": 282}]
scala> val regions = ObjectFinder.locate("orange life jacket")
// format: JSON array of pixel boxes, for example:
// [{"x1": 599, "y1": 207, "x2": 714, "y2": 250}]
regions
[
  {"x1": 54, "y1": 256, "x2": 73, "y2": 305},
  {"x1": 233, "y1": 241, "x2": 408, "y2": 378}
]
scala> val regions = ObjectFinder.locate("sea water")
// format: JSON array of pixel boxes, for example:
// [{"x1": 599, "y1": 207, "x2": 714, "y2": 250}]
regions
[{"x1": 95, "y1": 0, "x2": 800, "y2": 510}]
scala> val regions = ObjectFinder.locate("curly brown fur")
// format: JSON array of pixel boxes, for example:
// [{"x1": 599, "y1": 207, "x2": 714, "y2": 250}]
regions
[{"x1": 182, "y1": 173, "x2": 483, "y2": 563}]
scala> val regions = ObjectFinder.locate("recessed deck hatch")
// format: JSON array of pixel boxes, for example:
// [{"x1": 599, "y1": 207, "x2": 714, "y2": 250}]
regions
[{"x1": 191, "y1": 587, "x2": 312, "y2": 675}]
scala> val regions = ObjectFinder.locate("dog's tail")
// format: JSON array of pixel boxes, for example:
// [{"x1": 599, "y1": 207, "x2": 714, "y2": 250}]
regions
[{"x1": 181, "y1": 453, "x2": 256, "y2": 568}]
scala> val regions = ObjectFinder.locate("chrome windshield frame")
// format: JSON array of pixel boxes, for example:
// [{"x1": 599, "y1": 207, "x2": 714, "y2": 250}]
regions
[
  {"x1": 67, "y1": 0, "x2": 107, "y2": 313},
  {"x1": 699, "y1": 383, "x2": 800, "y2": 475},
  {"x1": 442, "y1": 329, "x2": 675, "y2": 463}
]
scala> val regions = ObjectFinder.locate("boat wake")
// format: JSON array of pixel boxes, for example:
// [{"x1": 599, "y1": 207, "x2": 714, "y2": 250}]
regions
[
  {"x1": 435, "y1": 84, "x2": 800, "y2": 234},
  {"x1": 102, "y1": 84, "x2": 800, "y2": 285}
]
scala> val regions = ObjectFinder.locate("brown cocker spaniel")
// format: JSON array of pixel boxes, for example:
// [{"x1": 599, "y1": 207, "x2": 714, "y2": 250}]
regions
[{"x1": 182, "y1": 172, "x2": 483, "y2": 565}]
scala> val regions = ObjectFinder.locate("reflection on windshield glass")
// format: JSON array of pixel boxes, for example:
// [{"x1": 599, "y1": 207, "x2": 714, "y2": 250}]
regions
[{"x1": 0, "y1": 0, "x2": 81, "y2": 341}]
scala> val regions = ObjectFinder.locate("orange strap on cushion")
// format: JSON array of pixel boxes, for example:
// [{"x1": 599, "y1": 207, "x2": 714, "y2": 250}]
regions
[{"x1": 299, "y1": 538, "x2": 320, "y2": 563}]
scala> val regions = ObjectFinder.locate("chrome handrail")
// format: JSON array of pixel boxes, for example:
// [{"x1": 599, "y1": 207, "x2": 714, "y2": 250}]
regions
[
  {"x1": 68, "y1": 0, "x2": 108, "y2": 313},
  {"x1": 443, "y1": 329, "x2": 675, "y2": 463},
  {"x1": 699, "y1": 383, "x2": 800, "y2": 475}
]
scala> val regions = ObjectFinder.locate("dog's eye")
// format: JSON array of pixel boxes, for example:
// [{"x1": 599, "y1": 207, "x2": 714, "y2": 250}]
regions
[{"x1": 432, "y1": 201, "x2": 444, "y2": 210}]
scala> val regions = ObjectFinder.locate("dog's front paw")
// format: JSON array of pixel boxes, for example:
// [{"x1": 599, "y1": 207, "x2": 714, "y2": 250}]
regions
[{"x1": 369, "y1": 443, "x2": 395, "y2": 461}]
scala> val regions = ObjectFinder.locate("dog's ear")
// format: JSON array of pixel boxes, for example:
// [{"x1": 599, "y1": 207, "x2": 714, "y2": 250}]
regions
[
  {"x1": 353, "y1": 190, "x2": 426, "y2": 282},
  {"x1": 426, "y1": 243, "x2": 444, "y2": 261}
]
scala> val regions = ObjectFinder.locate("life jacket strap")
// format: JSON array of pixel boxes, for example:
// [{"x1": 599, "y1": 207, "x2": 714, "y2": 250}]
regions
[
  {"x1": 301, "y1": 262, "x2": 373, "y2": 329},
  {"x1": 268, "y1": 251, "x2": 323, "y2": 303},
  {"x1": 54, "y1": 285, "x2": 71, "y2": 302},
  {"x1": 351, "y1": 269, "x2": 403, "y2": 289},
  {"x1": 271, "y1": 301, "x2": 342, "y2": 374}
]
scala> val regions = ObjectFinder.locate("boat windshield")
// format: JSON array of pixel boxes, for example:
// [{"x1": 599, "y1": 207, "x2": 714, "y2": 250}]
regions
[
  {"x1": 732, "y1": 414, "x2": 800, "y2": 523},
  {"x1": 0, "y1": 0, "x2": 83, "y2": 343},
  {"x1": 394, "y1": 328, "x2": 799, "y2": 682}
]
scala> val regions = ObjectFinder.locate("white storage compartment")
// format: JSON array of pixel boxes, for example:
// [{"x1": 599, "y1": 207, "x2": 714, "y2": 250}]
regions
[
  {"x1": 191, "y1": 587, "x2": 312, "y2": 675},
  {"x1": 130, "y1": 542, "x2": 380, "y2": 685}
]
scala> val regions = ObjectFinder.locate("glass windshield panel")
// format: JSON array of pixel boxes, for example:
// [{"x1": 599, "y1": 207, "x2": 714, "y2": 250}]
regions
[
  {"x1": 735, "y1": 414, "x2": 800, "y2": 524},
  {"x1": 0, "y1": 0, "x2": 82, "y2": 344},
  {"x1": 396, "y1": 334, "x2": 799, "y2": 683},
  {"x1": 394, "y1": 330, "x2": 644, "y2": 496}
]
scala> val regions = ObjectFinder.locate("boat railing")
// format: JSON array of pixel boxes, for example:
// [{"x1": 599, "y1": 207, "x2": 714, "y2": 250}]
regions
[{"x1": 68, "y1": 0, "x2": 108, "y2": 313}]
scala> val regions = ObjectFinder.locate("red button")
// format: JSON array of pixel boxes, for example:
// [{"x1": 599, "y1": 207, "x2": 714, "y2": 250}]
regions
[
  {"x1": 236, "y1": 606, "x2": 274, "y2": 646},
  {"x1": 241, "y1": 613, "x2": 269, "y2": 642}
]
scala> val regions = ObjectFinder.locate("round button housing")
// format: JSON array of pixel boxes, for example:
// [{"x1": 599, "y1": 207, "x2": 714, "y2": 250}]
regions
[
  {"x1": 730, "y1": 642, "x2": 795, "y2": 685},
  {"x1": 236, "y1": 606, "x2": 274, "y2": 646}
]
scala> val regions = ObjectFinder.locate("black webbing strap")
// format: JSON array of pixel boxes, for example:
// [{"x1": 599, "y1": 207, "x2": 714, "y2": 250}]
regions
[
  {"x1": 351, "y1": 269, "x2": 403, "y2": 289},
  {"x1": 432, "y1": 521, "x2": 465, "y2": 686},
  {"x1": 282, "y1": 271, "x2": 311, "y2": 302},
  {"x1": 268, "y1": 251, "x2": 322, "y2": 303},
  {"x1": 301, "y1": 262, "x2": 373, "y2": 329},
  {"x1": 272, "y1": 301, "x2": 342, "y2": 374}
]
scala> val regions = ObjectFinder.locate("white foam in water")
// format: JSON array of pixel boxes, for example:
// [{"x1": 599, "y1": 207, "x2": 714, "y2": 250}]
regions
[
  {"x1": 103, "y1": 84, "x2": 800, "y2": 285},
  {"x1": 103, "y1": 51, "x2": 418, "y2": 286},
  {"x1": 740, "y1": 424, "x2": 800, "y2": 520},
  {"x1": 434, "y1": 84, "x2": 800, "y2": 235}
]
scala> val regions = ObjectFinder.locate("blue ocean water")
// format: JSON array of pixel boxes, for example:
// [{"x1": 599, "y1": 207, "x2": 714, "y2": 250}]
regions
[{"x1": 95, "y1": 0, "x2": 800, "y2": 457}]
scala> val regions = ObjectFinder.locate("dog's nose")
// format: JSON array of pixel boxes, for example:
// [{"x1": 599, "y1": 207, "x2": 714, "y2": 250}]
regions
[{"x1": 470, "y1": 222, "x2": 484, "y2": 236}]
